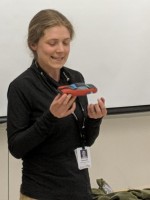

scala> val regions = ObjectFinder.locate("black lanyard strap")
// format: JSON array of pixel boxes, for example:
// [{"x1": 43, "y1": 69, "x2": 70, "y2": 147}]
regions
[{"x1": 72, "y1": 98, "x2": 87, "y2": 148}]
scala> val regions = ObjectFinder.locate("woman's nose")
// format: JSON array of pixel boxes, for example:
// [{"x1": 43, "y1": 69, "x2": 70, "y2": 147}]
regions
[{"x1": 56, "y1": 43, "x2": 65, "y2": 52}]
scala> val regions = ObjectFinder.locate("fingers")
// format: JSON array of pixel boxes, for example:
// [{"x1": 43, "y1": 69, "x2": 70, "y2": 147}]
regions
[
  {"x1": 98, "y1": 97, "x2": 107, "y2": 116},
  {"x1": 67, "y1": 101, "x2": 76, "y2": 114},
  {"x1": 88, "y1": 104, "x2": 97, "y2": 118},
  {"x1": 62, "y1": 94, "x2": 76, "y2": 107},
  {"x1": 55, "y1": 94, "x2": 76, "y2": 105},
  {"x1": 88, "y1": 97, "x2": 107, "y2": 119},
  {"x1": 50, "y1": 93, "x2": 76, "y2": 118},
  {"x1": 52, "y1": 94, "x2": 107, "y2": 119}
]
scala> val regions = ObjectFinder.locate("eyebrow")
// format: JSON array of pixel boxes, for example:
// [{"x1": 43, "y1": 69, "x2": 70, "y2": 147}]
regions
[{"x1": 48, "y1": 38, "x2": 71, "y2": 41}]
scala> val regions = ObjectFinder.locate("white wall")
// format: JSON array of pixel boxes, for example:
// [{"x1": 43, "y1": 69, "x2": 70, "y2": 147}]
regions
[
  {"x1": 1, "y1": 112, "x2": 150, "y2": 199},
  {"x1": 1, "y1": 0, "x2": 150, "y2": 116},
  {"x1": 0, "y1": 123, "x2": 8, "y2": 200},
  {"x1": 89, "y1": 112, "x2": 150, "y2": 191}
]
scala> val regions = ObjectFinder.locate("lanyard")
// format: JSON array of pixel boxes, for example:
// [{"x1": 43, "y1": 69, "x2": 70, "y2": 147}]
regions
[
  {"x1": 72, "y1": 99, "x2": 86, "y2": 148},
  {"x1": 34, "y1": 61, "x2": 87, "y2": 147}
]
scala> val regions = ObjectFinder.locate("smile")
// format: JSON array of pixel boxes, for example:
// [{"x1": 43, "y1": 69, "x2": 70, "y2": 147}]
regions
[{"x1": 51, "y1": 56, "x2": 64, "y2": 61}]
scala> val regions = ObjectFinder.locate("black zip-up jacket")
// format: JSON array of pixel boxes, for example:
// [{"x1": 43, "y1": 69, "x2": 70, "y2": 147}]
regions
[{"x1": 7, "y1": 61, "x2": 102, "y2": 200}]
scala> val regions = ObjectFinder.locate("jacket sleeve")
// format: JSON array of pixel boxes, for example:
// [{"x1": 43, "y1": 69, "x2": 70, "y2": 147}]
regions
[
  {"x1": 7, "y1": 83, "x2": 59, "y2": 159},
  {"x1": 84, "y1": 117, "x2": 102, "y2": 146}
]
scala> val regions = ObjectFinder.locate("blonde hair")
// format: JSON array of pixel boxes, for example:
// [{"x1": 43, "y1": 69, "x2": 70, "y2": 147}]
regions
[{"x1": 27, "y1": 9, "x2": 74, "y2": 57}]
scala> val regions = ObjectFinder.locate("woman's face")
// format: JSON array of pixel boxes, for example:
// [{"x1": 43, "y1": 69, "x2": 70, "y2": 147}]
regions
[{"x1": 31, "y1": 25, "x2": 71, "y2": 72}]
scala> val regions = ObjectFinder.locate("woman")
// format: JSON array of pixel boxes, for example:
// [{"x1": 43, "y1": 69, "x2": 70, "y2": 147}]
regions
[{"x1": 7, "y1": 9, "x2": 107, "y2": 200}]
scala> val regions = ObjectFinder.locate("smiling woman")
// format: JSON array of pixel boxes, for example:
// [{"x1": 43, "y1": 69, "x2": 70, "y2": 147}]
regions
[{"x1": 6, "y1": 9, "x2": 107, "y2": 200}]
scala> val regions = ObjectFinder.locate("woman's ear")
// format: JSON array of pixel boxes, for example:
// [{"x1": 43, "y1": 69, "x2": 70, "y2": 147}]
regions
[{"x1": 30, "y1": 43, "x2": 37, "y2": 51}]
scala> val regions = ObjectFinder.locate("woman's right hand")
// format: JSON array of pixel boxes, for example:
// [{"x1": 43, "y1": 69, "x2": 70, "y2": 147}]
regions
[{"x1": 50, "y1": 93, "x2": 76, "y2": 118}]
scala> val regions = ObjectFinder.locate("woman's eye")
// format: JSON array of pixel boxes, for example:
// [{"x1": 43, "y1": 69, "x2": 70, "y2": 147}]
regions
[
  {"x1": 47, "y1": 40, "x2": 70, "y2": 46},
  {"x1": 48, "y1": 42, "x2": 56, "y2": 46},
  {"x1": 63, "y1": 41, "x2": 70, "y2": 46}
]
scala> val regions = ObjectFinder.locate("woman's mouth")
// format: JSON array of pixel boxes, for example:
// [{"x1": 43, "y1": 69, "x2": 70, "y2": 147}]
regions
[{"x1": 51, "y1": 56, "x2": 64, "y2": 61}]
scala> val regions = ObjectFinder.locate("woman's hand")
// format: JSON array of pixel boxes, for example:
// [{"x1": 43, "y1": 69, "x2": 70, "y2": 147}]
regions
[
  {"x1": 50, "y1": 93, "x2": 76, "y2": 118},
  {"x1": 87, "y1": 97, "x2": 107, "y2": 119}
]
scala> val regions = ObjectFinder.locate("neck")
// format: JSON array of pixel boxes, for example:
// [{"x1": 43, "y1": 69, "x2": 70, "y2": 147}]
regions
[
  {"x1": 35, "y1": 60, "x2": 60, "y2": 82},
  {"x1": 47, "y1": 70, "x2": 60, "y2": 82}
]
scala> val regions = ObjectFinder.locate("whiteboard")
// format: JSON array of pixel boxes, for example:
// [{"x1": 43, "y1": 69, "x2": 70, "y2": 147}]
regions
[{"x1": 0, "y1": 0, "x2": 150, "y2": 117}]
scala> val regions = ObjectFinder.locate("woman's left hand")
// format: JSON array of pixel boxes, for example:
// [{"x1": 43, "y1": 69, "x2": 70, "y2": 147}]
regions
[{"x1": 87, "y1": 97, "x2": 107, "y2": 119}]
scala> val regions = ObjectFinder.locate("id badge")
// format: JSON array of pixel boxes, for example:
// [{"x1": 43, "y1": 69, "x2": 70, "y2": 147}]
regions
[{"x1": 74, "y1": 146, "x2": 91, "y2": 170}]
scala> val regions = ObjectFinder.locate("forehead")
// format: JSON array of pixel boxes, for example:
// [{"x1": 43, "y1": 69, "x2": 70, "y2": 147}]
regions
[{"x1": 43, "y1": 25, "x2": 71, "y2": 39}]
